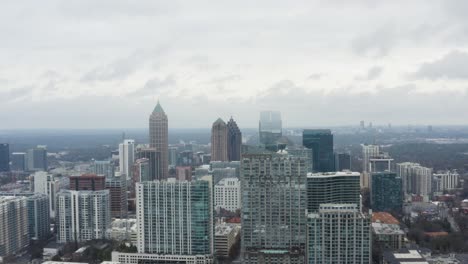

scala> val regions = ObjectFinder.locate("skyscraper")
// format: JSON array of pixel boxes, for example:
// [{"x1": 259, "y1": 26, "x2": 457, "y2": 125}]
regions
[
  {"x1": 227, "y1": 117, "x2": 242, "y2": 161},
  {"x1": 0, "y1": 143, "x2": 10, "y2": 172},
  {"x1": 258, "y1": 111, "x2": 282, "y2": 146},
  {"x1": 308, "y1": 204, "x2": 371, "y2": 264},
  {"x1": 69, "y1": 174, "x2": 106, "y2": 191},
  {"x1": 215, "y1": 177, "x2": 241, "y2": 212},
  {"x1": 105, "y1": 176, "x2": 128, "y2": 219},
  {"x1": 211, "y1": 118, "x2": 228, "y2": 162},
  {"x1": 136, "y1": 147, "x2": 161, "y2": 181},
  {"x1": 92, "y1": 160, "x2": 115, "y2": 178},
  {"x1": 56, "y1": 190, "x2": 111, "y2": 243},
  {"x1": 33, "y1": 171, "x2": 59, "y2": 218},
  {"x1": 303, "y1": 129, "x2": 334, "y2": 172},
  {"x1": 119, "y1": 139, "x2": 135, "y2": 180},
  {"x1": 397, "y1": 162, "x2": 433, "y2": 198},
  {"x1": 241, "y1": 152, "x2": 307, "y2": 263},
  {"x1": 334, "y1": 152, "x2": 351, "y2": 171},
  {"x1": 307, "y1": 171, "x2": 361, "y2": 212},
  {"x1": 371, "y1": 172, "x2": 402, "y2": 212},
  {"x1": 362, "y1": 144, "x2": 380, "y2": 173},
  {"x1": 0, "y1": 196, "x2": 29, "y2": 257},
  {"x1": 11, "y1": 152, "x2": 26, "y2": 171},
  {"x1": 149, "y1": 101, "x2": 169, "y2": 179},
  {"x1": 135, "y1": 179, "x2": 213, "y2": 261},
  {"x1": 26, "y1": 145, "x2": 47, "y2": 171}
]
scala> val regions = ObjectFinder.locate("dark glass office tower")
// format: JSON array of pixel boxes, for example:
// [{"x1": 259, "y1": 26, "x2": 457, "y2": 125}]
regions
[
  {"x1": 302, "y1": 129, "x2": 334, "y2": 172},
  {"x1": 335, "y1": 152, "x2": 351, "y2": 171},
  {"x1": 371, "y1": 172, "x2": 403, "y2": 212},
  {"x1": 0, "y1": 143, "x2": 10, "y2": 172},
  {"x1": 227, "y1": 117, "x2": 242, "y2": 161}
]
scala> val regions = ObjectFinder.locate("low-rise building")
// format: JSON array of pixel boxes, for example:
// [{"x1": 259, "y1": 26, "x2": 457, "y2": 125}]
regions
[
  {"x1": 111, "y1": 251, "x2": 214, "y2": 264},
  {"x1": 214, "y1": 223, "x2": 240, "y2": 257},
  {"x1": 108, "y1": 219, "x2": 137, "y2": 244},
  {"x1": 383, "y1": 248, "x2": 429, "y2": 264}
]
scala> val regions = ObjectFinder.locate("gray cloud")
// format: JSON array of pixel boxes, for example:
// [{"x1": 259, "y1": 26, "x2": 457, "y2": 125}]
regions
[
  {"x1": 0, "y1": 86, "x2": 34, "y2": 102},
  {"x1": 130, "y1": 76, "x2": 176, "y2": 97},
  {"x1": 307, "y1": 73, "x2": 323, "y2": 80},
  {"x1": 355, "y1": 66, "x2": 383, "y2": 81},
  {"x1": 352, "y1": 25, "x2": 398, "y2": 57},
  {"x1": 411, "y1": 50, "x2": 468, "y2": 80}
]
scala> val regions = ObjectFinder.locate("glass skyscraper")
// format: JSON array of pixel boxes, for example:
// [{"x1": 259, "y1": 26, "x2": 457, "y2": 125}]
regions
[
  {"x1": 371, "y1": 172, "x2": 403, "y2": 212},
  {"x1": 302, "y1": 129, "x2": 334, "y2": 172},
  {"x1": 241, "y1": 152, "x2": 307, "y2": 263},
  {"x1": 0, "y1": 143, "x2": 9, "y2": 172},
  {"x1": 259, "y1": 111, "x2": 282, "y2": 147}
]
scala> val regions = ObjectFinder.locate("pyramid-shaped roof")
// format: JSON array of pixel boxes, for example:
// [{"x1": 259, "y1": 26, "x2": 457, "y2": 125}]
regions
[{"x1": 153, "y1": 101, "x2": 165, "y2": 114}]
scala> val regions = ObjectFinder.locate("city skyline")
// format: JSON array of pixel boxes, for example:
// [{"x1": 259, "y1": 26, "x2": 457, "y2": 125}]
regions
[{"x1": 2, "y1": 1, "x2": 468, "y2": 128}]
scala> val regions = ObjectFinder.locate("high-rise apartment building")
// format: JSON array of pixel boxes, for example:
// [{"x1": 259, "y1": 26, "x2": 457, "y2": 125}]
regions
[
  {"x1": 211, "y1": 118, "x2": 228, "y2": 162},
  {"x1": 0, "y1": 143, "x2": 10, "y2": 172},
  {"x1": 303, "y1": 129, "x2": 334, "y2": 172},
  {"x1": 106, "y1": 176, "x2": 128, "y2": 218},
  {"x1": 214, "y1": 177, "x2": 241, "y2": 212},
  {"x1": 371, "y1": 172, "x2": 402, "y2": 212},
  {"x1": 433, "y1": 170, "x2": 459, "y2": 193},
  {"x1": 135, "y1": 180, "x2": 213, "y2": 261},
  {"x1": 307, "y1": 171, "x2": 361, "y2": 212},
  {"x1": 241, "y1": 152, "x2": 307, "y2": 263},
  {"x1": 56, "y1": 190, "x2": 111, "y2": 243},
  {"x1": 168, "y1": 147, "x2": 178, "y2": 167},
  {"x1": 175, "y1": 166, "x2": 192, "y2": 181},
  {"x1": 136, "y1": 147, "x2": 162, "y2": 181},
  {"x1": 227, "y1": 117, "x2": 242, "y2": 161},
  {"x1": 26, "y1": 193, "x2": 50, "y2": 241},
  {"x1": 92, "y1": 160, "x2": 115, "y2": 178},
  {"x1": 11, "y1": 152, "x2": 26, "y2": 171},
  {"x1": 149, "y1": 101, "x2": 169, "y2": 179},
  {"x1": 119, "y1": 139, "x2": 135, "y2": 180},
  {"x1": 130, "y1": 158, "x2": 150, "y2": 200},
  {"x1": 397, "y1": 162, "x2": 433, "y2": 198},
  {"x1": 362, "y1": 145, "x2": 380, "y2": 173},
  {"x1": 335, "y1": 152, "x2": 351, "y2": 171},
  {"x1": 0, "y1": 196, "x2": 29, "y2": 257},
  {"x1": 307, "y1": 204, "x2": 371, "y2": 264},
  {"x1": 26, "y1": 145, "x2": 47, "y2": 171},
  {"x1": 258, "y1": 111, "x2": 282, "y2": 146},
  {"x1": 33, "y1": 171, "x2": 59, "y2": 218}
]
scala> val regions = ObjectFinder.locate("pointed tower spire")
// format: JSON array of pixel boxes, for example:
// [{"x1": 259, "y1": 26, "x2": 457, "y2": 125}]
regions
[{"x1": 153, "y1": 100, "x2": 165, "y2": 114}]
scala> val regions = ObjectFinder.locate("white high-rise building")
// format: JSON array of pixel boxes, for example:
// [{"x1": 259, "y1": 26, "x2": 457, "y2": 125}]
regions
[
  {"x1": 397, "y1": 162, "x2": 433, "y2": 198},
  {"x1": 361, "y1": 145, "x2": 380, "y2": 188},
  {"x1": 135, "y1": 180, "x2": 213, "y2": 262},
  {"x1": 308, "y1": 204, "x2": 371, "y2": 264},
  {"x1": 433, "y1": 170, "x2": 459, "y2": 193},
  {"x1": 214, "y1": 178, "x2": 241, "y2": 212},
  {"x1": 119, "y1": 139, "x2": 135, "y2": 180},
  {"x1": 0, "y1": 196, "x2": 29, "y2": 257},
  {"x1": 56, "y1": 190, "x2": 111, "y2": 243},
  {"x1": 33, "y1": 171, "x2": 60, "y2": 218}
]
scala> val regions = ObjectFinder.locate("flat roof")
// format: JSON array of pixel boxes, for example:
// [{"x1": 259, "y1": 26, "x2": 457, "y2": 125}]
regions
[{"x1": 307, "y1": 171, "x2": 360, "y2": 178}]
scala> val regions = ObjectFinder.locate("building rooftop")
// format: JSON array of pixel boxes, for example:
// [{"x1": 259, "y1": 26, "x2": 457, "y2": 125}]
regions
[
  {"x1": 307, "y1": 171, "x2": 360, "y2": 178},
  {"x1": 372, "y1": 223, "x2": 405, "y2": 236},
  {"x1": 215, "y1": 223, "x2": 240, "y2": 236},
  {"x1": 372, "y1": 212, "x2": 400, "y2": 225}
]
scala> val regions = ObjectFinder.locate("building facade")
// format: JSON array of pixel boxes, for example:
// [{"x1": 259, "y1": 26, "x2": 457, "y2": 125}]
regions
[
  {"x1": 214, "y1": 177, "x2": 241, "y2": 212},
  {"x1": 307, "y1": 171, "x2": 361, "y2": 212},
  {"x1": 433, "y1": 170, "x2": 459, "y2": 193},
  {"x1": 136, "y1": 147, "x2": 162, "y2": 181},
  {"x1": 92, "y1": 160, "x2": 115, "y2": 178},
  {"x1": 371, "y1": 172, "x2": 403, "y2": 212},
  {"x1": 397, "y1": 162, "x2": 433, "y2": 198},
  {"x1": 241, "y1": 152, "x2": 307, "y2": 263},
  {"x1": 27, "y1": 193, "x2": 50, "y2": 240},
  {"x1": 0, "y1": 143, "x2": 10, "y2": 172},
  {"x1": 136, "y1": 180, "x2": 213, "y2": 256},
  {"x1": 56, "y1": 190, "x2": 111, "y2": 243},
  {"x1": 227, "y1": 117, "x2": 242, "y2": 161},
  {"x1": 106, "y1": 177, "x2": 128, "y2": 219},
  {"x1": 69, "y1": 174, "x2": 105, "y2": 191},
  {"x1": 34, "y1": 171, "x2": 59, "y2": 218},
  {"x1": 26, "y1": 145, "x2": 48, "y2": 171},
  {"x1": 334, "y1": 152, "x2": 351, "y2": 171},
  {"x1": 149, "y1": 101, "x2": 169, "y2": 180},
  {"x1": 211, "y1": 118, "x2": 228, "y2": 162},
  {"x1": 258, "y1": 111, "x2": 282, "y2": 146},
  {"x1": 303, "y1": 129, "x2": 334, "y2": 173},
  {"x1": 119, "y1": 139, "x2": 135, "y2": 180},
  {"x1": 0, "y1": 196, "x2": 29, "y2": 257},
  {"x1": 307, "y1": 204, "x2": 371, "y2": 264},
  {"x1": 11, "y1": 152, "x2": 26, "y2": 171}
]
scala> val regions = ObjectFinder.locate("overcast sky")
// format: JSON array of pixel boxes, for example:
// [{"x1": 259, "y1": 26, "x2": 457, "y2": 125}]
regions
[{"x1": 1, "y1": 0, "x2": 468, "y2": 129}]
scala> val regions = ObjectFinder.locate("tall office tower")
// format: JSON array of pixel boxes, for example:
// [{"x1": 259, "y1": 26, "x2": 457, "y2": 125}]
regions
[
  {"x1": 307, "y1": 171, "x2": 361, "y2": 212},
  {"x1": 334, "y1": 152, "x2": 351, "y2": 171},
  {"x1": 0, "y1": 143, "x2": 10, "y2": 172},
  {"x1": 303, "y1": 129, "x2": 334, "y2": 172},
  {"x1": 26, "y1": 145, "x2": 48, "y2": 171},
  {"x1": 215, "y1": 177, "x2": 241, "y2": 212},
  {"x1": 227, "y1": 117, "x2": 242, "y2": 161},
  {"x1": 11, "y1": 152, "x2": 26, "y2": 171},
  {"x1": 69, "y1": 174, "x2": 106, "y2": 191},
  {"x1": 211, "y1": 118, "x2": 228, "y2": 162},
  {"x1": 26, "y1": 193, "x2": 50, "y2": 240},
  {"x1": 397, "y1": 162, "x2": 433, "y2": 198},
  {"x1": 433, "y1": 170, "x2": 459, "y2": 193},
  {"x1": 371, "y1": 172, "x2": 402, "y2": 212},
  {"x1": 241, "y1": 152, "x2": 307, "y2": 263},
  {"x1": 119, "y1": 139, "x2": 135, "y2": 180},
  {"x1": 135, "y1": 180, "x2": 213, "y2": 262},
  {"x1": 33, "y1": 171, "x2": 59, "y2": 218},
  {"x1": 168, "y1": 147, "x2": 178, "y2": 167},
  {"x1": 362, "y1": 144, "x2": 380, "y2": 173},
  {"x1": 56, "y1": 190, "x2": 111, "y2": 243},
  {"x1": 92, "y1": 160, "x2": 115, "y2": 178},
  {"x1": 106, "y1": 177, "x2": 128, "y2": 218},
  {"x1": 307, "y1": 204, "x2": 371, "y2": 264},
  {"x1": 136, "y1": 147, "x2": 161, "y2": 181},
  {"x1": 287, "y1": 147, "x2": 314, "y2": 173},
  {"x1": 258, "y1": 111, "x2": 282, "y2": 146},
  {"x1": 149, "y1": 101, "x2": 169, "y2": 180},
  {"x1": 369, "y1": 153, "x2": 394, "y2": 172},
  {"x1": 175, "y1": 166, "x2": 192, "y2": 181},
  {"x1": 0, "y1": 196, "x2": 29, "y2": 257}
]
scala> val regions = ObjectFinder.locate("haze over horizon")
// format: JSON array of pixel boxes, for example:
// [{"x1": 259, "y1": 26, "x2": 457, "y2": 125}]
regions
[{"x1": 2, "y1": 1, "x2": 468, "y2": 129}]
